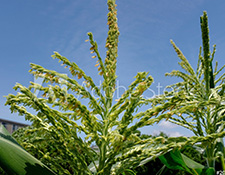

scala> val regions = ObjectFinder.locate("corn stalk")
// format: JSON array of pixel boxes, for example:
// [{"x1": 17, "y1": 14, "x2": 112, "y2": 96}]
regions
[
  {"x1": 5, "y1": 0, "x2": 172, "y2": 174},
  {"x1": 150, "y1": 11, "x2": 225, "y2": 172}
]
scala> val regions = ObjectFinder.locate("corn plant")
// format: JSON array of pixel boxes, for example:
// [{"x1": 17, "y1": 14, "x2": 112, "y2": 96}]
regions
[
  {"x1": 152, "y1": 11, "x2": 225, "y2": 173},
  {"x1": 4, "y1": 0, "x2": 174, "y2": 174}
]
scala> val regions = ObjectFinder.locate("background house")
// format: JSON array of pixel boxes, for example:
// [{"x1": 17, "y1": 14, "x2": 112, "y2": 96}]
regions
[{"x1": 0, "y1": 118, "x2": 29, "y2": 134}]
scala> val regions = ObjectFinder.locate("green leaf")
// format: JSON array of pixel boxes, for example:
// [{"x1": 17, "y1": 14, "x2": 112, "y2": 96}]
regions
[
  {"x1": 159, "y1": 149, "x2": 215, "y2": 175},
  {"x1": 159, "y1": 149, "x2": 191, "y2": 173},
  {"x1": 200, "y1": 168, "x2": 215, "y2": 175},
  {"x1": 0, "y1": 124, "x2": 56, "y2": 175},
  {"x1": 181, "y1": 154, "x2": 204, "y2": 174}
]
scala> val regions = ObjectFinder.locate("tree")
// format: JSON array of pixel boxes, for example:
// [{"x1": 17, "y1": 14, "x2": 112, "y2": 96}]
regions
[
  {"x1": 5, "y1": 0, "x2": 171, "y2": 174},
  {"x1": 153, "y1": 11, "x2": 225, "y2": 173}
]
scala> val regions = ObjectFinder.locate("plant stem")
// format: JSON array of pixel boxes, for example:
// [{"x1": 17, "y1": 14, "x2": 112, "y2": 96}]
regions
[
  {"x1": 205, "y1": 144, "x2": 215, "y2": 168},
  {"x1": 221, "y1": 155, "x2": 225, "y2": 171}
]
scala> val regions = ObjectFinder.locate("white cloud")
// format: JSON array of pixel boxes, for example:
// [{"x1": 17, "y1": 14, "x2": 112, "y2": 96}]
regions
[
  {"x1": 152, "y1": 129, "x2": 182, "y2": 137},
  {"x1": 152, "y1": 130, "x2": 160, "y2": 136},
  {"x1": 168, "y1": 131, "x2": 182, "y2": 137},
  {"x1": 159, "y1": 120, "x2": 177, "y2": 129}
]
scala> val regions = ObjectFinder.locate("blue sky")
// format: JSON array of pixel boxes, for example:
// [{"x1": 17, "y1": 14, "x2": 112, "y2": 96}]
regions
[{"x1": 1, "y1": 0, "x2": 225, "y2": 137}]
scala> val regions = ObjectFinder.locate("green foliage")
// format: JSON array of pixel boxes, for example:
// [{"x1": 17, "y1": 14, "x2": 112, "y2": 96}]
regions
[
  {"x1": 4, "y1": 0, "x2": 225, "y2": 174},
  {"x1": 5, "y1": 0, "x2": 171, "y2": 174},
  {"x1": 0, "y1": 167, "x2": 7, "y2": 175},
  {"x1": 150, "y1": 11, "x2": 225, "y2": 172},
  {"x1": 0, "y1": 125, "x2": 56, "y2": 175},
  {"x1": 13, "y1": 125, "x2": 93, "y2": 174},
  {"x1": 134, "y1": 134, "x2": 206, "y2": 175},
  {"x1": 159, "y1": 149, "x2": 215, "y2": 175}
]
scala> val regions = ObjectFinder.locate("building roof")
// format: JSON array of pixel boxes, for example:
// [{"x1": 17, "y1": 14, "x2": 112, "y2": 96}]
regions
[{"x1": 0, "y1": 118, "x2": 29, "y2": 127}]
